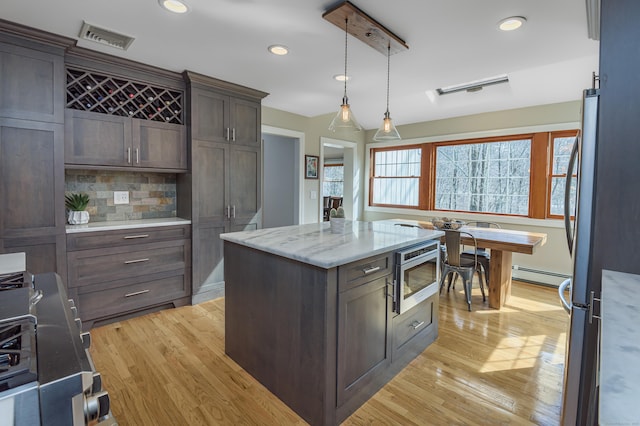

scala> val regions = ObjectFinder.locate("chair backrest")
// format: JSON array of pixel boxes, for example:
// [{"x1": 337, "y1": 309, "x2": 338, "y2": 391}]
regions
[
  {"x1": 443, "y1": 230, "x2": 477, "y2": 267},
  {"x1": 323, "y1": 196, "x2": 331, "y2": 208},
  {"x1": 464, "y1": 221, "x2": 499, "y2": 251},
  {"x1": 330, "y1": 197, "x2": 343, "y2": 209}
]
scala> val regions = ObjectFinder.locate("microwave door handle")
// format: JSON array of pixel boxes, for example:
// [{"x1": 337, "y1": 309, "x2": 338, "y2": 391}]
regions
[{"x1": 564, "y1": 137, "x2": 579, "y2": 256}]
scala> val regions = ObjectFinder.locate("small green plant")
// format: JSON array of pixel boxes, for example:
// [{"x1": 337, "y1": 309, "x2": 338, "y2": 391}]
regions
[
  {"x1": 65, "y1": 193, "x2": 90, "y2": 211},
  {"x1": 330, "y1": 206, "x2": 345, "y2": 219}
]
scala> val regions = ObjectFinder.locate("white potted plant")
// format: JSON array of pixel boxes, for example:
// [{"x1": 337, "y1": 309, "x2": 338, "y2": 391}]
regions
[
  {"x1": 329, "y1": 206, "x2": 351, "y2": 233},
  {"x1": 65, "y1": 193, "x2": 90, "y2": 225}
]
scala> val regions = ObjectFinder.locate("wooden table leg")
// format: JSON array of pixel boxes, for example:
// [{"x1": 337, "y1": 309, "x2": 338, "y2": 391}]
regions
[{"x1": 488, "y1": 250, "x2": 513, "y2": 309}]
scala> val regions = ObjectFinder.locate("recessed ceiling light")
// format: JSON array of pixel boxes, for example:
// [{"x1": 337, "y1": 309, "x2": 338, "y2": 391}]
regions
[
  {"x1": 159, "y1": 0, "x2": 189, "y2": 14},
  {"x1": 333, "y1": 74, "x2": 351, "y2": 82},
  {"x1": 498, "y1": 16, "x2": 526, "y2": 31},
  {"x1": 268, "y1": 45, "x2": 289, "y2": 56}
]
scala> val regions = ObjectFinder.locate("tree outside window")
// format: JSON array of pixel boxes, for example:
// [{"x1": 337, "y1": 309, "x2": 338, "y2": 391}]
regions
[
  {"x1": 435, "y1": 139, "x2": 531, "y2": 215},
  {"x1": 323, "y1": 164, "x2": 344, "y2": 197}
]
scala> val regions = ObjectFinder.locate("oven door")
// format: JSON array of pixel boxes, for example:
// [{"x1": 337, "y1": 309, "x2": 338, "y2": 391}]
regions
[{"x1": 396, "y1": 244, "x2": 440, "y2": 314}]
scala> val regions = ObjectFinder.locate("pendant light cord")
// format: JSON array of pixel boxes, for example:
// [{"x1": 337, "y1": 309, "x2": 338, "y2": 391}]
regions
[
  {"x1": 343, "y1": 18, "x2": 349, "y2": 99},
  {"x1": 385, "y1": 43, "x2": 390, "y2": 113}
]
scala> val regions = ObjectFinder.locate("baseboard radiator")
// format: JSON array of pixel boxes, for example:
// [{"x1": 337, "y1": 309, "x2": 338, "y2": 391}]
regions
[{"x1": 512, "y1": 265, "x2": 571, "y2": 287}]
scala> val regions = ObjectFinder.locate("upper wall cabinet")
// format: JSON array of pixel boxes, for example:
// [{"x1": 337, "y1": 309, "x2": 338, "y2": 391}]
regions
[
  {"x1": 0, "y1": 43, "x2": 64, "y2": 123},
  {"x1": 63, "y1": 64, "x2": 187, "y2": 171},
  {"x1": 65, "y1": 109, "x2": 187, "y2": 171},
  {"x1": 189, "y1": 75, "x2": 262, "y2": 147}
]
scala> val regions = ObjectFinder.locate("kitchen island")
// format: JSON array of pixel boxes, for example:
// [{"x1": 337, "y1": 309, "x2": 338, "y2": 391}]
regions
[{"x1": 221, "y1": 221, "x2": 443, "y2": 426}]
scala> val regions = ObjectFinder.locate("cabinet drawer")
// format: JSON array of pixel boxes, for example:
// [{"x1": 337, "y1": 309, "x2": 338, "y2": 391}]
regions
[
  {"x1": 338, "y1": 253, "x2": 392, "y2": 292},
  {"x1": 392, "y1": 296, "x2": 435, "y2": 352},
  {"x1": 77, "y1": 271, "x2": 189, "y2": 320},
  {"x1": 67, "y1": 225, "x2": 190, "y2": 251},
  {"x1": 67, "y1": 240, "x2": 187, "y2": 288}
]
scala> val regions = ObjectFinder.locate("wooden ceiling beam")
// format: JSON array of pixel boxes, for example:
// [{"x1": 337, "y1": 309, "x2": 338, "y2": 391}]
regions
[{"x1": 322, "y1": 1, "x2": 409, "y2": 55}]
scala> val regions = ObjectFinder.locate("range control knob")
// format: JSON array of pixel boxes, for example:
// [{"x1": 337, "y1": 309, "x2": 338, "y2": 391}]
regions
[
  {"x1": 85, "y1": 391, "x2": 110, "y2": 422},
  {"x1": 91, "y1": 372, "x2": 103, "y2": 394}
]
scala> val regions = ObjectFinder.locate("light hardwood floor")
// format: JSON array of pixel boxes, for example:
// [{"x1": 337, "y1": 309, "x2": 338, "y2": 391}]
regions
[{"x1": 90, "y1": 281, "x2": 568, "y2": 425}]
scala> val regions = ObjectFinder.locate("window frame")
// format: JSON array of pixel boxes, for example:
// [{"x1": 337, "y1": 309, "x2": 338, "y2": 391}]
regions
[
  {"x1": 368, "y1": 129, "x2": 579, "y2": 219},
  {"x1": 369, "y1": 145, "x2": 428, "y2": 209},
  {"x1": 546, "y1": 130, "x2": 580, "y2": 219}
]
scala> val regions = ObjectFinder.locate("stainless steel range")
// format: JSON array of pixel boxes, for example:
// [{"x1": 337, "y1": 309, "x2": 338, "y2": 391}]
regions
[{"x1": 0, "y1": 270, "x2": 117, "y2": 426}]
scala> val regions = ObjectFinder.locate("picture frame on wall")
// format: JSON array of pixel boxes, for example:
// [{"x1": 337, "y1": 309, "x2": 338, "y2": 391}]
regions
[{"x1": 305, "y1": 155, "x2": 319, "y2": 179}]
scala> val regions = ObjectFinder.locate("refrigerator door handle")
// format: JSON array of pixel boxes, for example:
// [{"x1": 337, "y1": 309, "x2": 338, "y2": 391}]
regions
[
  {"x1": 559, "y1": 278, "x2": 572, "y2": 314},
  {"x1": 564, "y1": 136, "x2": 579, "y2": 256}
]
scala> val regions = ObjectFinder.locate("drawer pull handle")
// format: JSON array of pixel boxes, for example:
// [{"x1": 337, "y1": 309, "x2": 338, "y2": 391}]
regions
[
  {"x1": 125, "y1": 289, "x2": 150, "y2": 298},
  {"x1": 124, "y1": 258, "x2": 150, "y2": 264},
  {"x1": 123, "y1": 234, "x2": 150, "y2": 239},
  {"x1": 363, "y1": 266, "x2": 381, "y2": 275},
  {"x1": 410, "y1": 320, "x2": 425, "y2": 330}
]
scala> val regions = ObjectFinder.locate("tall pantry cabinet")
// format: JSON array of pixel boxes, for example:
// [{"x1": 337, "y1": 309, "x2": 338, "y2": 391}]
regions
[
  {"x1": 179, "y1": 71, "x2": 268, "y2": 303},
  {"x1": 0, "y1": 23, "x2": 70, "y2": 279}
]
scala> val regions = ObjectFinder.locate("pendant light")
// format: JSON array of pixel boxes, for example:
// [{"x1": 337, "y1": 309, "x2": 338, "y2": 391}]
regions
[
  {"x1": 373, "y1": 43, "x2": 401, "y2": 141},
  {"x1": 329, "y1": 18, "x2": 362, "y2": 132}
]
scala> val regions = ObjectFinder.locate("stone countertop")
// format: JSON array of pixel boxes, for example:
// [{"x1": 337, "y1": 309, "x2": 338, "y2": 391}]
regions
[
  {"x1": 220, "y1": 221, "x2": 443, "y2": 269},
  {"x1": 66, "y1": 217, "x2": 191, "y2": 234},
  {"x1": 599, "y1": 269, "x2": 640, "y2": 425}
]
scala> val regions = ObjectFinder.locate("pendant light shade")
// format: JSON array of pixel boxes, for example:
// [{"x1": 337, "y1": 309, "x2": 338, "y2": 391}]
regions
[
  {"x1": 329, "y1": 18, "x2": 362, "y2": 132},
  {"x1": 373, "y1": 43, "x2": 401, "y2": 141}
]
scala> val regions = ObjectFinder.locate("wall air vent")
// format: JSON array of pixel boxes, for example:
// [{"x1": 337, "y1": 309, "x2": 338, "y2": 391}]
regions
[{"x1": 78, "y1": 21, "x2": 135, "y2": 50}]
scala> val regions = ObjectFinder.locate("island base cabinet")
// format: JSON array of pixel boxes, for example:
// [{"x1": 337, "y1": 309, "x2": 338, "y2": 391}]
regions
[{"x1": 224, "y1": 242, "x2": 439, "y2": 426}]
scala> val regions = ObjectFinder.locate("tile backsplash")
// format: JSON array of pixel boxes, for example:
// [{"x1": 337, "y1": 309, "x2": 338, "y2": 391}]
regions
[{"x1": 65, "y1": 170, "x2": 177, "y2": 222}]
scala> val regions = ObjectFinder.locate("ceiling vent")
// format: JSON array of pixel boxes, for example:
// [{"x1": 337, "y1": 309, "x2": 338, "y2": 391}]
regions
[{"x1": 78, "y1": 21, "x2": 135, "y2": 50}]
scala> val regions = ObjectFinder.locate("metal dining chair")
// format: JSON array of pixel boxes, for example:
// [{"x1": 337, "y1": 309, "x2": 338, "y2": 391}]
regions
[
  {"x1": 460, "y1": 221, "x2": 501, "y2": 291},
  {"x1": 439, "y1": 229, "x2": 485, "y2": 311}
]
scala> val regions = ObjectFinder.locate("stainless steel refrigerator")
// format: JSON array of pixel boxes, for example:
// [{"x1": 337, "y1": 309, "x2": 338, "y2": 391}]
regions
[
  {"x1": 559, "y1": 88, "x2": 600, "y2": 426},
  {"x1": 559, "y1": 1, "x2": 640, "y2": 423}
]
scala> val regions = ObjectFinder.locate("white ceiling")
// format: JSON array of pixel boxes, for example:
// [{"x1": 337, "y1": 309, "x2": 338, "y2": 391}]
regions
[{"x1": 3, "y1": 0, "x2": 599, "y2": 130}]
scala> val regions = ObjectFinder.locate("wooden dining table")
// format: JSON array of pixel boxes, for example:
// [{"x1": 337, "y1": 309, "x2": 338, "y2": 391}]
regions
[{"x1": 385, "y1": 219, "x2": 548, "y2": 309}]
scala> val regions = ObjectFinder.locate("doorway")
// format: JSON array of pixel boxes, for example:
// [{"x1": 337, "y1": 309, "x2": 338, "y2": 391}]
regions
[
  {"x1": 320, "y1": 137, "x2": 358, "y2": 221},
  {"x1": 261, "y1": 126, "x2": 305, "y2": 228}
]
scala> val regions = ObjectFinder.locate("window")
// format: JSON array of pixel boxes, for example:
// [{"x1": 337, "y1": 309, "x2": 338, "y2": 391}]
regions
[
  {"x1": 369, "y1": 130, "x2": 578, "y2": 219},
  {"x1": 323, "y1": 164, "x2": 344, "y2": 197},
  {"x1": 548, "y1": 132, "x2": 578, "y2": 217},
  {"x1": 435, "y1": 138, "x2": 531, "y2": 215},
  {"x1": 370, "y1": 147, "x2": 421, "y2": 207}
]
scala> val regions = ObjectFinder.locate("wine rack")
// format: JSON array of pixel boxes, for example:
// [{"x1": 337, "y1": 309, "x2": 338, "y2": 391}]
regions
[{"x1": 66, "y1": 67, "x2": 183, "y2": 124}]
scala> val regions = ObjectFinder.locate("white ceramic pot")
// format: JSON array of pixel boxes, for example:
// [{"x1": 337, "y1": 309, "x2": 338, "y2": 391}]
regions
[
  {"x1": 68, "y1": 210, "x2": 90, "y2": 225},
  {"x1": 330, "y1": 217, "x2": 352, "y2": 234}
]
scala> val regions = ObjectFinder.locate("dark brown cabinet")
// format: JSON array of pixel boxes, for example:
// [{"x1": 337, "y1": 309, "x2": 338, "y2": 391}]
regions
[
  {"x1": 191, "y1": 86, "x2": 261, "y2": 147},
  {"x1": 0, "y1": 118, "x2": 66, "y2": 278},
  {"x1": 0, "y1": 29, "x2": 68, "y2": 279},
  {"x1": 181, "y1": 71, "x2": 267, "y2": 303},
  {"x1": 66, "y1": 225, "x2": 191, "y2": 330},
  {"x1": 0, "y1": 42, "x2": 64, "y2": 123},
  {"x1": 337, "y1": 274, "x2": 392, "y2": 407},
  {"x1": 65, "y1": 109, "x2": 187, "y2": 171}
]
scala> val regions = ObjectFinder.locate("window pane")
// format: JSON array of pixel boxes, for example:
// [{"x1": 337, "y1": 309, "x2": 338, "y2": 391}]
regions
[
  {"x1": 435, "y1": 139, "x2": 531, "y2": 214},
  {"x1": 371, "y1": 148, "x2": 421, "y2": 206},
  {"x1": 550, "y1": 176, "x2": 577, "y2": 216},
  {"x1": 372, "y1": 178, "x2": 419, "y2": 206},
  {"x1": 553, "y1": 137, "x2": 576, "y2": 174},
  {"x1": 323, "y1": 165, "x2": 344, "y2": 197}
]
